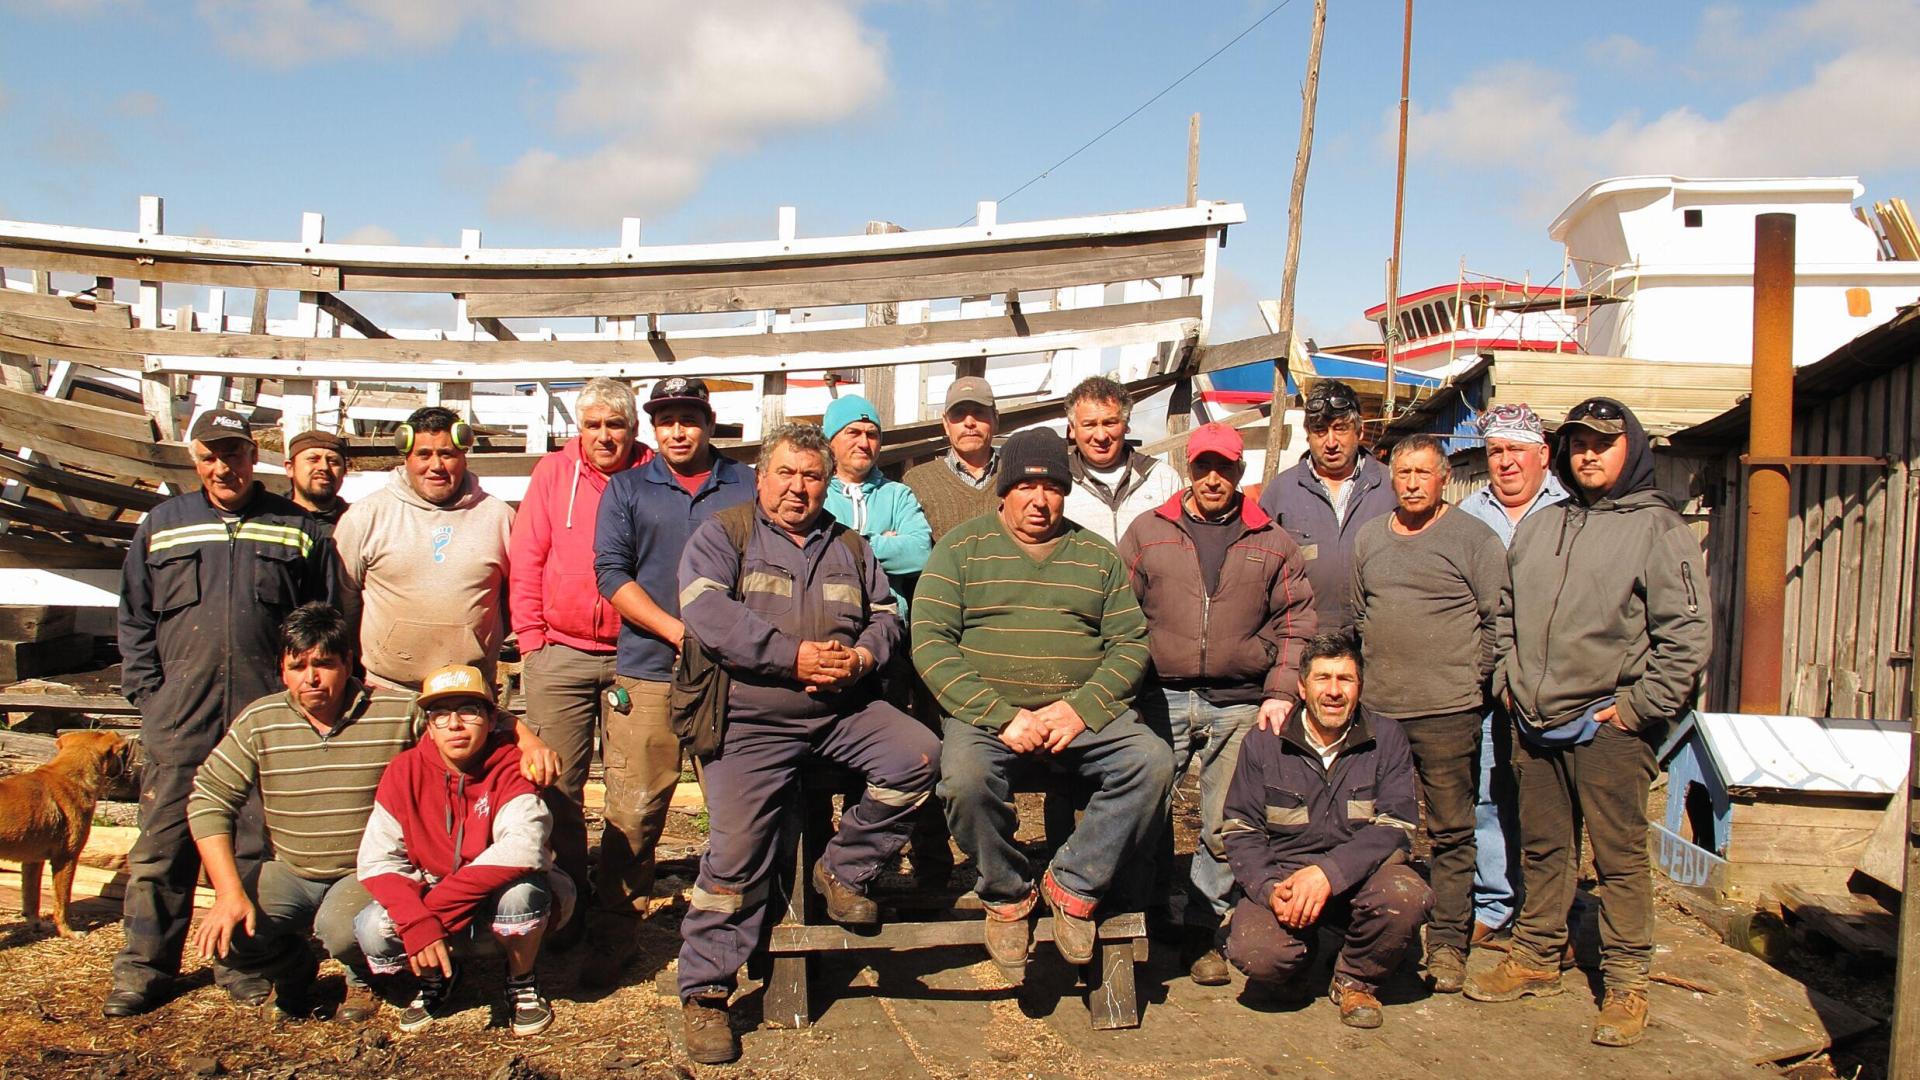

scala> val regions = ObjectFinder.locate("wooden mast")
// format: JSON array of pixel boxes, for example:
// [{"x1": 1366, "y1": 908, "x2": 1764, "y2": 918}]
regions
[
  {"x1": 1384, "y1": 0, "x2": 1413, "y2": 421},
  {"x1": 1264, "y1": 0, "x2": 1328, "y2": 482}
]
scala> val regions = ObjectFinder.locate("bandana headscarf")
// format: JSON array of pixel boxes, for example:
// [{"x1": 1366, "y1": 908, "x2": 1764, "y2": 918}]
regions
[{"x1": 1477, "y1": 402, "x2": 1546, "y2": 445}]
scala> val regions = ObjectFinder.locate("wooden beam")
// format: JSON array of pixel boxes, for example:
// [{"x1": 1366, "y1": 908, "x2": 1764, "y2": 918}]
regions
[
  {"x1": 0, "y1": 288, "x2": 133, "y2": 328},
  {"x1": 458, "y1": 240, "x2": 1206, "y2": 317},
  {"x1": 1194, "y1": 331, "x2": 1290, "y2": 374},
  {"x1": 13, "y1": 295, "x2": 1212, "y2": 374},
  {"x1": 0, "y1": 531, "x2": 125, "y2": 569},
  {"x1": 0, "y1": 454, "x2": 164, "y2": 511},
  {"x1": 0, "y1": 496, "x2": 137, "y2": 540},
  {"x1": 313, "y1": 292, "x2": 391, "y2": 339},
  {"x1": 0, "y1": 244, "x2": 339, "y2": 292},
  {"x1": 0, "y1": 383, "x2": 158, "y2": 442}
]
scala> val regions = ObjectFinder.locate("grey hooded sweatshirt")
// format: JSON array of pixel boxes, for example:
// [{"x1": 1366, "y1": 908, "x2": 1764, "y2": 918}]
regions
[{"x1": 1495, "y1": 400, "x2": 1710, "y2": 734}]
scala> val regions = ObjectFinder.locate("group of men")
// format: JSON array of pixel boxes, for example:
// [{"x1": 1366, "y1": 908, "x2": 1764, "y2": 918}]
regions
[{"x1": 100, "y1": 368, "x2": 1708, "y2": 1063}]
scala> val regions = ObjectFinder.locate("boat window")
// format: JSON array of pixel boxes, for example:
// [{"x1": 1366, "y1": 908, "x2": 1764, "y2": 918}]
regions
[
  {"x1": 1467, "y1": 293, "x2": 1490, "y2": 329},
  {"x1": 1435, "y1": 302, "x2": 1454, "y2": 332},
  {"x1": 1684, "y1": 208, "x2": 1704, "y2": 228}
]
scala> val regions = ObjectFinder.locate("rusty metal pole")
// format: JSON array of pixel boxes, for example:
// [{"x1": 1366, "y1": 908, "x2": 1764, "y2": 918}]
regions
[{"x1": 1738, "y1": 213, "x2": 1795, "y2": 714}]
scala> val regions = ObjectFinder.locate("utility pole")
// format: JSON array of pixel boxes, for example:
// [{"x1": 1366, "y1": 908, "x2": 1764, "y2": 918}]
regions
[
  {"x1": 1383, "y1": 0, "x2": 1413, "y2": 422},
  {"x1": 1265, "y1": 0, "x2": 1328, "y2": 482}
]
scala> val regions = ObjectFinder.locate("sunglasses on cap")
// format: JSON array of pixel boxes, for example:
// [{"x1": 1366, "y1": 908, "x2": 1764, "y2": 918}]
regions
[
  {"x1": 1566, "y1": 399, "x2": 1625, "y2": 423},
  {"x1": 1302, "y1": 391, "x2": 1359, "y2": 418}
]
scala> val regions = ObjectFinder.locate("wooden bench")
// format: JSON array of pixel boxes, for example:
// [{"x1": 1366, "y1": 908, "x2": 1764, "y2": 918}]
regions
[{"x1": 758, "y1": 761, "x2": 1150, "y2": 1031}]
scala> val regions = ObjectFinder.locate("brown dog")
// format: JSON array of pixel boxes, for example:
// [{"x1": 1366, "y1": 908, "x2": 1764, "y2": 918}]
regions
[{"x1": 0, "y1": 730, "x2": 131, "y2": 938}]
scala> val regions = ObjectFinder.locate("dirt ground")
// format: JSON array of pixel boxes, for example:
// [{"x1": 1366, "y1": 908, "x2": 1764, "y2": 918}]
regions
[{"x1": 0, "y1": 750, "x2": 1897, "y2": 1079}]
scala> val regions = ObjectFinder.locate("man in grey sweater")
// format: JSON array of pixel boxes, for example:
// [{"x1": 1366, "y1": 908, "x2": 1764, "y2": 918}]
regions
[{"x1": 1350, "y1": 433, "x2": 1506, "y2": 996}]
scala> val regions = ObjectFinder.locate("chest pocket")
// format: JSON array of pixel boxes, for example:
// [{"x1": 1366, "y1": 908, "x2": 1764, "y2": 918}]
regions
[
  {"x1": 148, "y1": 547, "x2": 202, "y2": 615},
  {"x1": 253, "y1": 541, "x2": 305, "y2": 609},
  {"x1": 817, "y1": 569, "x2": 866, "y2": 640},
  {"x1": 1345, "y1": 785, "x2": 1377, "y2": 825},
  {"x1": 1263, "y1": 787, "x2": 1309, "y2": 829},
  {"x1": 739, "y1": 562, "x2": 795, "y2": 618}
]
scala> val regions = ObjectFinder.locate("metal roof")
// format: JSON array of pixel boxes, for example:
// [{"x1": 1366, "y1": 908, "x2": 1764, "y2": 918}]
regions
[{"x1": 1661, "y1": 711, "x2": 1910, "y2": 795}]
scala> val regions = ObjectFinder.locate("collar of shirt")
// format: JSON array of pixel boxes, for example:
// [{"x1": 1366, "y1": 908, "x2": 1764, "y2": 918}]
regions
[
  {"x1": 1312, "y1": 456, "x2": 1367, "y2": 525},
  {"x1": 1461, "y1": 472, "x2": 1569, "y2": 545},
  {"x1": 946, "y1": 447, "x2": 998, "y2": 490},
  {"x1": 1300, "y1": 719, "x2": 1350, "y2": 769}
]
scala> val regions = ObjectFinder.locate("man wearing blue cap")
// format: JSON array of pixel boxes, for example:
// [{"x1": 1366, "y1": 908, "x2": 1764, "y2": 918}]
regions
[{"x1": 821, "y1": 395, "x2": 933, "y2": 599}]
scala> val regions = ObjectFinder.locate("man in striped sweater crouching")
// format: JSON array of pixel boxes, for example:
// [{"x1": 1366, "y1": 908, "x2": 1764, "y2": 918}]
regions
[
  {"x1": 912, "y1": 427, "x2": 1173, "y2": 980},
  {"x1": 188, "y1": 603, "x2": 421, "y2": 1023}
]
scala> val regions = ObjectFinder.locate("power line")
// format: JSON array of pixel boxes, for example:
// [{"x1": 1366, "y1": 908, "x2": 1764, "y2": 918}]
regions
[{"x1": 958, "y1": 0, "x2": 1299, "y2": 226}]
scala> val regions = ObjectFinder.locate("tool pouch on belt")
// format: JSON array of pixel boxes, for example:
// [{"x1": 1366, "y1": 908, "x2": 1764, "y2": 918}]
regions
[{"x1": 668, "y1": 505, "x2": 755, "y2": 762}]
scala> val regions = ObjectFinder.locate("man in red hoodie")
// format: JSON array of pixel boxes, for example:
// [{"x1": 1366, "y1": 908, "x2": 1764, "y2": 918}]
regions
[
  {"x1": 508, "y1": 378, "x2": 652, "y2": 951},
  {"x1": 354, "y1": 664, "x2": 574, "y2": 1037}
]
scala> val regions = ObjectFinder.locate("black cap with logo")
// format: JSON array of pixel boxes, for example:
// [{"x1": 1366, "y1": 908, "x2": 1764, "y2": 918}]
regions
[
  {"x1": 188, "y1": 409, "x2": 255, "y2": 445},
  {"x1": 644, "y1": 376, "x2": 714, "y2": 419}
]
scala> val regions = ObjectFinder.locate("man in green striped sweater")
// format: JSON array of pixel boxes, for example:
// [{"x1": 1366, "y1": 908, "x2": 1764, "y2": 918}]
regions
[
  {"x1": 187, "y1": 603, "x2": 421, "y2": 1022},
  {"x1": 911, "y1": 427, "x2": 1172, "y2": 979}
]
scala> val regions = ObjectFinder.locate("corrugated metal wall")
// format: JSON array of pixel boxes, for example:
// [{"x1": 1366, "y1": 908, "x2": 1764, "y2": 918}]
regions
[{"x1": 1695, "y1": 354, "x2": 1918, "y2": 721}]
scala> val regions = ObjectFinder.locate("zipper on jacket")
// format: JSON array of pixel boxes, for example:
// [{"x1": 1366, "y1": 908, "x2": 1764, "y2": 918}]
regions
[{"x1": 1530, "y1": 507, "x2": 1588, "y2": 719}]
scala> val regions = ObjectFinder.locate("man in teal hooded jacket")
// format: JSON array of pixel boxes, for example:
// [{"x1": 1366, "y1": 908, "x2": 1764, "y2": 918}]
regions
[{"x1": 821, "y1": 395, "x2": 934, "y2": 599}]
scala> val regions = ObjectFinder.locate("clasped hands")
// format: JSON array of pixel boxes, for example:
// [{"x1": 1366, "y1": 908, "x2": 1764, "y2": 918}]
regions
[
  {"x1": 796, "y1": 639, "x2": 874, "y2": 694},
  {"x1": 999, "y1": 700, "x2": 1087, "y2": 754},
  {"x1": 1267, "y1": 864, "x2": 1332, "y2": 930}
]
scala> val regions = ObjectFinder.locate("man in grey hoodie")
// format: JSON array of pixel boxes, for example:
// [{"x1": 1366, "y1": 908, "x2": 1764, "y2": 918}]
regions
[{"x1": 1464, "y1": 397, "x2": 1710, "y2": 1050}]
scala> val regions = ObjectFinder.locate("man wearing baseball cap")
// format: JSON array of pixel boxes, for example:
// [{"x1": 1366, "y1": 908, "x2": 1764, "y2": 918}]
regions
[
  {"x1": 903, "y1": 375, "x2": 1001, "y2": 541},
  {"x1": 1467, "y1": 397, "x2": 1710, "y2": 1049},
  {"x1": 107, "y1": 408, "x2": 335, "y2": 1017},
  {"x1": 1454, "y1": 404, "x2": 1567, "y2": 949},
  {"x1": 1118, "y1": 422, "x2": 1318, "y2": 984},
  {"x1": 587, "y1": 375, "x2": 754, "y2": 986},
  {"x1": 286, "y1": 429, "x2": 351, "y2": 531}
]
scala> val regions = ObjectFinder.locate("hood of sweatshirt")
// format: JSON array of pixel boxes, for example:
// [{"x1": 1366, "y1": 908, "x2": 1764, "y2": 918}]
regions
[
  {"x1": 1552, "y1": 397, "x2": 1674, "y2": 511},
  {"x1": 384, "y1": 464, "x2": 488, "y2": 513}
]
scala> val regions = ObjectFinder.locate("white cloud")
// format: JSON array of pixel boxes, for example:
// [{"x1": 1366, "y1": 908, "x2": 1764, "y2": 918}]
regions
[
  {"x1": 114, "y1": 90, "x2": 161, "y2": 117},
  {"x1": 1402, "y1": 0, "x2": 1920, "y2": 217},
  {"x1": 337, "y1": 223, "x2": 399, "y2": 245},
  {"x1": 187, "y1": 0, "x2": 890, "y2": 227},
  {"x1": 1585, "y1": 33, "x2": 1653, "y2": 69}
]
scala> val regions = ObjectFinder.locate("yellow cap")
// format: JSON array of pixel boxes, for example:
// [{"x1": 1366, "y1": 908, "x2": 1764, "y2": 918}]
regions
[{"x1": 417, "y1": 664, "x2": 492, "y2": 708}]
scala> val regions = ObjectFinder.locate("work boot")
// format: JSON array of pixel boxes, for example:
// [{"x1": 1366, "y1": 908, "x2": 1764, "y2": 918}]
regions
[
  {"x1": 1042, "y1": 870, "x2": 1096, "y2": 966},
  {"x1": 1331, "y1": 980, "x2": 1384, "y2": 1029},
  {"x1": 101, "y1": 985, "x2": 162, "y2": 1019},
  {"x1": 982, "y1": 889, "x2": 1036, "y2": 981},
  {"x1": 578, "y1": 914, "x2": 642, "y2": 991},
  {"x1": 1471, "y1": 920, "x2": 1508, "y2": 950},
  {"x1": 682, "y1": 993, "x2": 739, "y2": 1065},
  {"x1": 263, "y1": 945, "x2": 320, "y2": 1018},
  {"x1": 336, "y1": 984, "x2": 381, "y2": 1023},
  {"x1": 226, "y1": 972, "x2": 274, "y2": 1008},
  {"x1": 811, "y1": 859, "x2": 879, "y2": 926},
  {"x1": 1182, "y1": 926, "x2": 1230, "y2": 986},
  {"x1": 1426, "y1": 944, "x2": 1466, "y2": 994},
  {"x1": 1463, "y1": 954, "x2": 1565, "y2": 1003},
  {"x1": 1591, "y1": 988, "x2": 1650, "y2": 1047}
]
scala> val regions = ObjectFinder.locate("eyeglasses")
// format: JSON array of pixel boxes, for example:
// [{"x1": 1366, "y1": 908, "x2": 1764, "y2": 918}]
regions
[
  {"x1": 1566, "y1": 399, "x2": 1624, "y2": 423},
  {"x1": 425, "y1": 703, "x2": 490, "y2": 729}
]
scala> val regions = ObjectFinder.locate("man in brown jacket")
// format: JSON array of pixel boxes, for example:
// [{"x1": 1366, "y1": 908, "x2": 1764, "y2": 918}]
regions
[{"x1": 1118, "y1": 422, "x2": 1317, "y2": 984}]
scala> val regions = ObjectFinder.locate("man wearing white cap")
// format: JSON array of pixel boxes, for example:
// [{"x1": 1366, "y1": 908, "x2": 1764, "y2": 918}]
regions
[{"x1": 1455, "y1": 404, "x2": 1567, "y2": 947}]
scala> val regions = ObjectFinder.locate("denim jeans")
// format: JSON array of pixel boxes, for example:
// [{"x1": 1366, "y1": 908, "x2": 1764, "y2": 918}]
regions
[
  {"x1": 939, "y1": 711, "x2": 1173, "y2": 909},
  {"x1": 223, "y1": 861, "x2": 374, "y2": 988},
  {"x1": 1137, "y1": 688, "x2": 1258, "y2": 928},
  {"x1": 354, "y1": 871, "x2": 574, "y2": 976},
  {"x1": 1472, "y1": 708, "x2": 1523, "y2": 930}
]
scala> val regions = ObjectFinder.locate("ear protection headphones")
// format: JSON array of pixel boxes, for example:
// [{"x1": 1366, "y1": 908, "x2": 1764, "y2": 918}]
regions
[{"x1": 393, "y1": 419, "x2": 475, "y2": 454}]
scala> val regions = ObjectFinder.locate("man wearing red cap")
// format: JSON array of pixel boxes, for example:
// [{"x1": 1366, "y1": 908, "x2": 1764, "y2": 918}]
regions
[{"x1": 1118, "y1": 422, "x2": 1317, "y2": 984}]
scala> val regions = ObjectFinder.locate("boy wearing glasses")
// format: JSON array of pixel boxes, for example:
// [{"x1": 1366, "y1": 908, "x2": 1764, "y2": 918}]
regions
[
  {"x1": 1257, "y1": 380, "x2": 1397, "y2": 635},
  {"x1": 354, "y1": 664, "x2": 574, "y2": 1036}
]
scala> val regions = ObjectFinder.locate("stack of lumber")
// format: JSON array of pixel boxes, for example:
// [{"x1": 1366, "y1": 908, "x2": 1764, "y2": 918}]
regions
[
  {"x1": 1862, "y1": 198, "x2": 1920, "y2": 260},
  {"x1": 0, "y1": 605, "x2": 94, "y2": 683}
]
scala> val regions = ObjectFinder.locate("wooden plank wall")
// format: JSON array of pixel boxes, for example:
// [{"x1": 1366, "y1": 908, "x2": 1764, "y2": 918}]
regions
[{"x1": 1697, "y1": 353, "x2": 1918, "y2": 721}]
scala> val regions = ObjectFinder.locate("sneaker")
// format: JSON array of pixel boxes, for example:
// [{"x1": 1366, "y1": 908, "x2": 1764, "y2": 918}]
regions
[
  {"x1": 398, "y1": 966, "x2": 458, "y2": 1034},
  {"x1": 1591, "y1": 988, "x2": 1649, "y2": 1047},
  {"x1": 1041, "y1": 870, "x2": 1096, "y2": 966},
  {"x1": 811, "y1": 859, "x2": 879, "y2": 926},
  {"x1": 1331, "y1": 980, "x2": 1384, "y2": 1029},
  {"x1": 337, "y1": 984, "x2": 381, "y2": 1023},
  {"x1": 1463, "y1": 954, "x2": 1564, "y2": 1003},
  {"x1": 1426, "y1": 944, "x2": 1466, "y2": 994},
  {"x1": 682, "y1": 993, "x2": 739, "y2": 1065},
  {"x1": 505, "y1": 975, "x2": 553, "y2": 1037}
]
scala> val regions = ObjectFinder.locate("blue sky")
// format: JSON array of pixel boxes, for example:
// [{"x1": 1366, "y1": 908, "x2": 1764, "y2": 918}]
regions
[{"x1": 2, "y1": 0, "x2": 1916, "y2": 345}]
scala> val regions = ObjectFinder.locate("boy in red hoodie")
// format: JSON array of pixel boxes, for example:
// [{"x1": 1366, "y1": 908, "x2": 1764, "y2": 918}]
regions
[{"x1": 354, "y1": 665, "x2": 575, "y2": 1036}]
